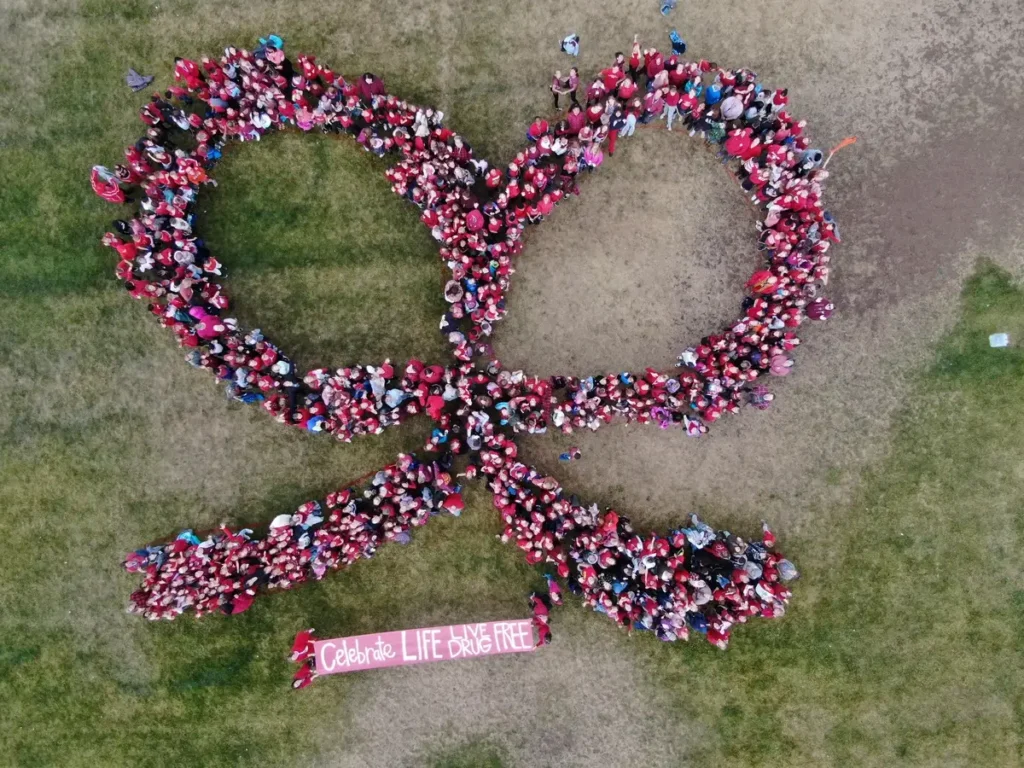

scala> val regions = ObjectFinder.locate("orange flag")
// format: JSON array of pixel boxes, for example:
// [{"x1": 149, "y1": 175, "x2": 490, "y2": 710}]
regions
[{"x1": 824, "y1": 136, "x2": 857, "y2": 166}]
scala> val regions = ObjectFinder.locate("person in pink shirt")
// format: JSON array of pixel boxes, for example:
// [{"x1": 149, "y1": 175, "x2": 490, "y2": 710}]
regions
[
  {"x1": 641, "y1": 89, "x2": 663, "y2": 123},
  {"x1": 650, "y1": 65, "x2": 670, "y2": 93},
  {"x1": 567, "y1": 67, "x2": 580, "y2": 107}
]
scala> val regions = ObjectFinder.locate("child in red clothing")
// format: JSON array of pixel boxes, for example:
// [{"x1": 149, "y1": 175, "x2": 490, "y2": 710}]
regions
[
  {"x1": 662, "y1": 85, "x2": 682, "y2": 131},
  {"x1": 527, "y1": 116, "x2": 549, "y2": 141},
  {"x1": 617, "y1": 77, "x2": 638, "y2": 101},
  {"x1": 90, "y1": 166, "x2": 127, "y2": 204},
  {"x1": 565, "y1": 104, "x2": 586, "y2": 134},
  {"x1": 289, "y1": 628, "x2": 316, "y2": 661},
  {"x1": 628, "y1": 35, "x2": 644, "y2": 82},
  {"x1": 645, "y1": 48, "x2": 665, "y2": 85}
]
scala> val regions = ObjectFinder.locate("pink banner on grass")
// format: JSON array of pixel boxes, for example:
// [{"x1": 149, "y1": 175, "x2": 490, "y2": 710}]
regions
[{"x1": 314, "y1": 619, "x2": 537, "y2": 675}]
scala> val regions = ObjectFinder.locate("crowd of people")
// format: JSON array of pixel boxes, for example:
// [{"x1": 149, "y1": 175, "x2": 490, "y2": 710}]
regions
[
  {"x1": 124, "y1": 454, "x2": 464, "y2": 619},
  {"x1": 125, "y1": 352, "x2": 798, "y2": 649},
  {"x1": 126, "y1": 401, "x2": 796, "y2": 650},
  {"x1": 93, "y1": 34, "x2": 837, "y2": 446},
  {"x1": 468, "y1": 420, "x2": 796, "y2": 649},
  {"x1": 96, "y1": 36, "x2": 834, "y2": 647}
]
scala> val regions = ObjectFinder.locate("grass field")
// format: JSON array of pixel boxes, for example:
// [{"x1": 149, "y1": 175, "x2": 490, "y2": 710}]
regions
[{"x1": 2, "y1": 0, "x2": 1024, "y2": 766}]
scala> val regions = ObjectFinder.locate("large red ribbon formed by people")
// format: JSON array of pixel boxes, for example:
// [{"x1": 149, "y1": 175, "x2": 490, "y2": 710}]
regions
[{"x1": 96, "y1": 35, "x2": 838, "y2": 652}]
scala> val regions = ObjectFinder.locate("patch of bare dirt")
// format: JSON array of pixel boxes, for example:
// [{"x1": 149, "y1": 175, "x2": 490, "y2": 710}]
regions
[{"x1": 313, "y1": 612, "x2": 694, "y2": 768}]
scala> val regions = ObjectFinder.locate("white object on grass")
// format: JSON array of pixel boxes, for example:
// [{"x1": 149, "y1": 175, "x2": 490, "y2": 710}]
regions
[{"x1": 989, "y1": 333, "x2": 1009, "y2": 348}]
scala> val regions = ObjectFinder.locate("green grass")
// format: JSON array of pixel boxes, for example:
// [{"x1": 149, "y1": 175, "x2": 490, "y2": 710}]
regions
[{"x1": 1, "y1": 1, "x2": 1023, "y2": 765}]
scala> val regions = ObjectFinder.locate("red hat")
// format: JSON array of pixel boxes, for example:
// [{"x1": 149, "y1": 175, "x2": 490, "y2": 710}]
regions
[
  {"x1": 441, "y1": 493, "x2": 465, "y2": 514},
  {"x1": 746, "y1": 270, "x2": 779, "y2": 294},
  {"x1": 708, "y1": 541, "x2": 730, "y2": 559}
]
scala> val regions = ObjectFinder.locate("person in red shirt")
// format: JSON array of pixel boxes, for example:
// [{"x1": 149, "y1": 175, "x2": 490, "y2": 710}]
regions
[
  {"x1": 90, "y1": 166, "x2": 127, "y2": 204},
  {"x1": 628, "y1": 35, "x2": 644, "y2": 82},
  {"x1": 663, "y1": 85, "x2": 682, "y2": 131},
  {"x1": 485, "y1": 167, "x2": 503, "y2": 188},
  {"x1": 536, "y1": 193, "x2": 555, "y2": 217},
  {"x1": 358, "y1": 73, "x2": 385, "y2": 102},
  {"x1": 771, "y1": 88, "x2": 789, "y2": 112},
  {"x1": 617, "y1": 77, "x2": 638, "y2": 101},
  {"x1": 289, "y1": 628, "x2": 316, "y2": 662},
  {"x1": 565, "y1": 104, "x2": 586, "y2": 134},
  {"x1": 527, "y1": 116, "x2": 549, "y2": 141},
  {"x1": 172, "y1": 57, "x2": 204, "y2": 89},
  {"x1": 600, "y1": 63, "x2": 624, "y2": 92},
  {"x1": 645, "y1": 48, "x2": 665, "y2": 86},
  {"x1": 292, "y1": 662, "x2": 317, "y2": 689},
  {"x1": 668, "y1": 62, "x2": 687, "y2": 87}
]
